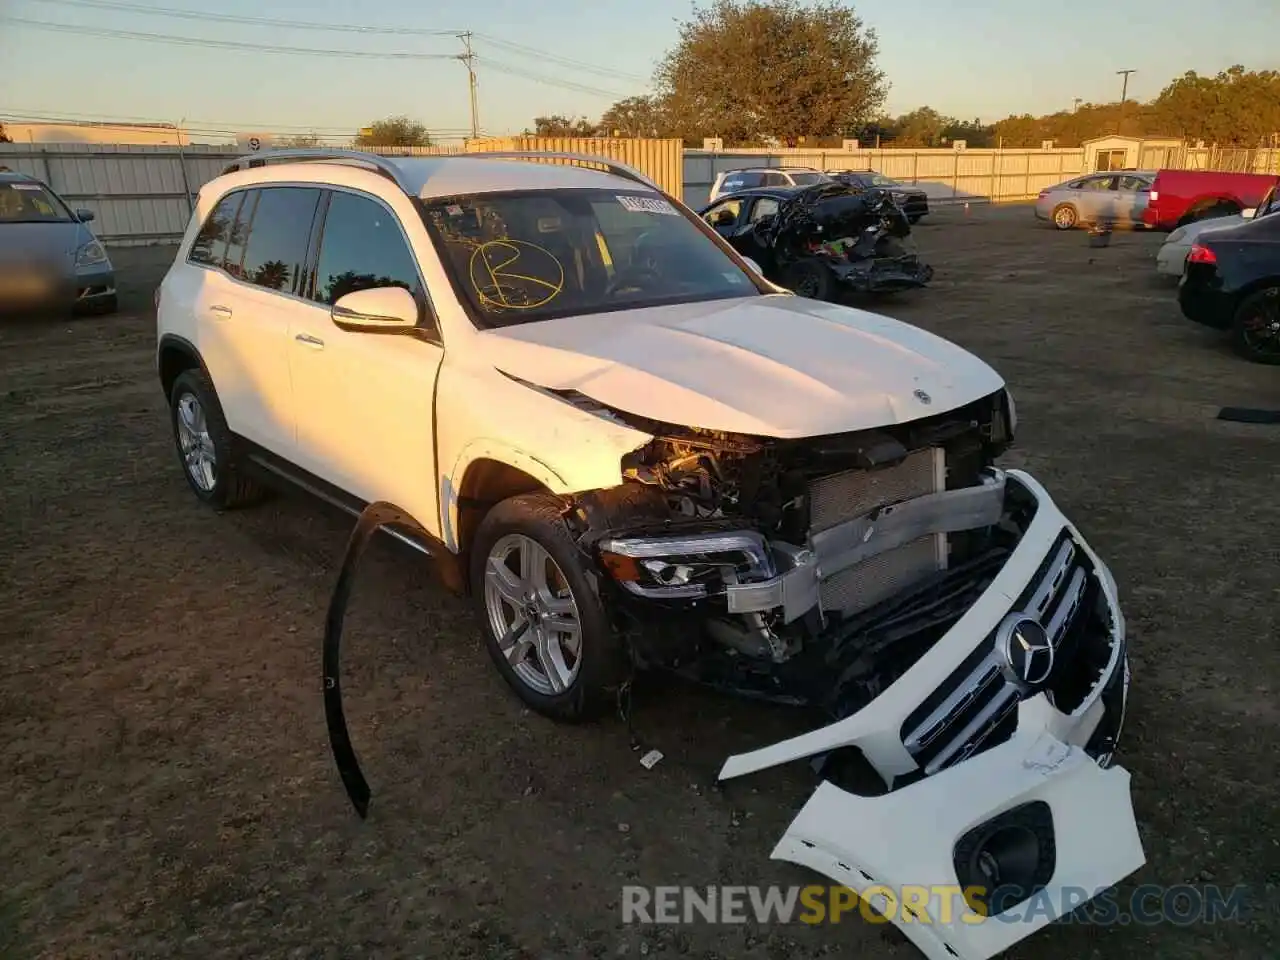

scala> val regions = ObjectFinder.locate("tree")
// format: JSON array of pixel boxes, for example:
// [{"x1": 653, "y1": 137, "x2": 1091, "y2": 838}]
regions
[
  {"x1": 354, "y1": 116, "x2": 433, "y2": 148},
  {"x1": 0, "y1": 123, "x2": 10, "y2": 143},
  {"x1": 597, "y1": 96, "x2": 671, "y2": 138},
  {"x1": 1149, "y1": 66, "x2": 1280, "y2": 145},
  {"x1": 888, "y1": 106, "x2": 950, "y2": 147},
  {"x1": 653, "y1": 0, "x2": 887, "y2": 146},
  {"x1": 526, "y1": 114, "x2": 599, "y2": 137}
]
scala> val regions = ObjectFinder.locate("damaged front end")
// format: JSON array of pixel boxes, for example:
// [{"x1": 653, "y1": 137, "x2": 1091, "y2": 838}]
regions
[
  {"x1": 558, "y1": 388, "x2": 1142, "y2": 960},
  {"x1": 761, "y1": 182, "x2": 935, "y2": 294}
]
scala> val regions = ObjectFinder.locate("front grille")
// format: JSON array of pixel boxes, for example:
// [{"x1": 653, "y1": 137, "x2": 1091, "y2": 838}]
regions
[
  {"x1": 899, "y1": 531, "x2": 1106, "y2": 775},
  {"x1": 810, "y1": 448, "x2": 945, "y2": 616}
]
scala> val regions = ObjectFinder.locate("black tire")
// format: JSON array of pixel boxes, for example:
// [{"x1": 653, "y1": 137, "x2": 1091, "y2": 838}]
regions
[
  {"x1": 783, "y1": 259, "x2": 836, "y2": 301},
  {"x1": 1229, "y1": 287, "x2": 1280, "y2": 365},
  {"x1": 1051, "y1": 204, "x2": 1078, "y2": 230},
  {"x1": 470, "y1": 491, "x2": 627, "y2": 722},
  {"x1": 168, "y1": 368, "x2": 266, "y2": 509},
  {"x1": 95, "y1": 294, "x2": 118, "y2": 315}
]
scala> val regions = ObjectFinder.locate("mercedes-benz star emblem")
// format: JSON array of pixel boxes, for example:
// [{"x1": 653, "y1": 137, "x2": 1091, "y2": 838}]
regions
[
  {"x1": 913, "y1": 389, "x2": 932, "y2": 405},
  {"x1": 995, "y1": 613, "x2": 1055, "y2": 692}
]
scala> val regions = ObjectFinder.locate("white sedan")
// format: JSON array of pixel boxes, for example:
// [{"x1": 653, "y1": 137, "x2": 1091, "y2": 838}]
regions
[{"x1": 1156, "y1": 185, "x2": 1279, "y2": 277}]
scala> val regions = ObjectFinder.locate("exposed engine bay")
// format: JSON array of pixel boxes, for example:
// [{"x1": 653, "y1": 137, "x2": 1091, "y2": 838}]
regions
[
  {"x1": 729, "y1": 182, "x2": 935, "y2": 296},
  {"x1": 560, "y1": 387, "x2": 1018, "y2": 722}
]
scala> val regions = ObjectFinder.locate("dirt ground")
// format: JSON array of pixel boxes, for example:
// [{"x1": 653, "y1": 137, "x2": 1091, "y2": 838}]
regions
[{"x1": 1, "y1": 205, "x2": 1277, "y2": 960}]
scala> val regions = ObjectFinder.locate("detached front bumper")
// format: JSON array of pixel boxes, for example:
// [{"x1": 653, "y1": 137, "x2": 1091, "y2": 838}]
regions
[{"x1": 713, "y1": 469, "x2": 1141, "y2": 960}]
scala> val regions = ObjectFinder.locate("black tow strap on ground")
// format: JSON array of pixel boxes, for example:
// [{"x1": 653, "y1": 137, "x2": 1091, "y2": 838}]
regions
[
  {"x1": 1217, "y1": 407, "x2": 1280, "y2": 424},
  {"x1": 323, "y1": 500, "x2": 435, "y2": 820}
]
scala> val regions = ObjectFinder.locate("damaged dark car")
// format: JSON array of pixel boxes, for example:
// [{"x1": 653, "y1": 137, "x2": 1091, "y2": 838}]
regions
[{"x1": 699, "y1": 181, "x2": 934, "y2": 301}]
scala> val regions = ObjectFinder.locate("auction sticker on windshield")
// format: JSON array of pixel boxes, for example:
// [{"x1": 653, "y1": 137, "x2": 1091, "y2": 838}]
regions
[{"x1": 617, "y1": 195, "x2": 679, "y2": 216}]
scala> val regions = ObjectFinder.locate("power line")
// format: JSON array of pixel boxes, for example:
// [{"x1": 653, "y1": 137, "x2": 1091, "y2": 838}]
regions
[
  {"x1": 0, "y1": 16, "x2": 460, "y2": 59},
  {"x1": 4, "y1": 16, "x2": 634, "y2": 98},
  {"x1": 473, "y1": 34, "x2": 649, "y2": 83},
  {"x1": 19, "y1": 0, "x2": 464, "y2": 36},
  {"x1": 476, "y1": 58, "x2": 625, "y2": 100},
  {"x1": 22, "y1": 0, "x2": 651, "y2": 84}
]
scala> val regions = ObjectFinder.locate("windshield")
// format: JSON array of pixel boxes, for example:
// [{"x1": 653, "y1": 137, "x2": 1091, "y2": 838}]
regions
[
  {"x1": 0, "y1": 181, "x2": 74, "y2": 223},
  {"x1": 420, "y1": 188, "x2": 760, "y2": 327},
  {"x1": 790, "y1": 172, "x2": 827, "y2": 185},
  {"x1": 866, "y1": 173, "x2": 900, "y2": 187}
]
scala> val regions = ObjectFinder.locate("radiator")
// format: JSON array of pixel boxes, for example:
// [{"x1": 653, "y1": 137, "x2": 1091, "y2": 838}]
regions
[{"x1": 808, "y1": 447, "x2": 947, "y2": 616}]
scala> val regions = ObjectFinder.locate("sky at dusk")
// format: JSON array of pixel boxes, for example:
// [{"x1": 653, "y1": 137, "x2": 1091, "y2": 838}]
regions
[{"x1": 2, "y1": 0, "x2": 1277, "y2": 142}]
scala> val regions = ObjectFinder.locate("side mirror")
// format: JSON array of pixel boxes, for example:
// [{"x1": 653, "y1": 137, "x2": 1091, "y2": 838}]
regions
[
  {"x1": 742, "y1": 257, "x2": 764, "y2": 277},
  {"x1": 75, "y1": 209, "x2": 95, "y2": 222},
  {"x1": 1242, "y1": 207, "x2": 1257, "y2": 220},
  {"x1": 331, "y1": 286, "x2": 419, "y2": 332}
]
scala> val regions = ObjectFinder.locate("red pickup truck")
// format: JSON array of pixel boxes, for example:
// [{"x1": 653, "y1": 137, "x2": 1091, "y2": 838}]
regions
[{"x1": 1142, "y1": 169, "x2": 1280, "y2": 230}]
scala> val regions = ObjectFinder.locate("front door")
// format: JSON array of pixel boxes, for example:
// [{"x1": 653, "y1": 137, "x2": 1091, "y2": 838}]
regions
[{"x1": 287, "y1": 188, "x2": 444, "y2": 536}]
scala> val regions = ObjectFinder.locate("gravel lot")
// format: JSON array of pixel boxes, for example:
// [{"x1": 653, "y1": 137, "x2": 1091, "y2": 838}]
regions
[{"x1": 1, "y1": 205, "x2": 1277, "y2": 960}]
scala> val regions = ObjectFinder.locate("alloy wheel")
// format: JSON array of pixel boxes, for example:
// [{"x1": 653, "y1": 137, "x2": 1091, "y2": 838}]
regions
[
  {"x1": 482, "y1": 533, "x2": 583, "y2": 696},
  {"x1": 175, "y1": 392, "x2": 217, "y2": 492}
]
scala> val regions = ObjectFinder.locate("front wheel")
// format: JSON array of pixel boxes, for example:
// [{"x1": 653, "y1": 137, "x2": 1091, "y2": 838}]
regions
[
  {"x1": 1052, "y1": 204, "x2": 1078, "y2": 230},
  {"x1": 1229, "y1": 287, "x2": 1280, "y2": 365},
  {"x1": 471, "y1": 492, "x2": 626, "y2": 721}
]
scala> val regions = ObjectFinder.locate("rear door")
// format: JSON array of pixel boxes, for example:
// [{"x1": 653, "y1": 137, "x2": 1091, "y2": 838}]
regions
[{"x1": 187, "y1": 186, "x2": 320, "y2": 457}]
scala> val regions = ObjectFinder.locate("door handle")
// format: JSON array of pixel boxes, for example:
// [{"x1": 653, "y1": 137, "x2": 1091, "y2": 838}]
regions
[
  {"x1": 295, "y1": 332, "x2": 325, "y2": 348},
  {"x1": 209, "y1": 304, "x2": 232, "y2": 319}
]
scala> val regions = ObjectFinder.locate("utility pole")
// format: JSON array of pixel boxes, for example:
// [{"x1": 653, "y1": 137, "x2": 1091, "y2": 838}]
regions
[
  {"x1": 1073, "y1": 98, "x2": 1082, "y2": 113},
  {"x1": 456, "y1": 32, "x2": 479, "y2": 140},
  {"x1": 1116, "y1": 69, "x2": 1136, "y2": 136},
  {"x1": 1116, "y1": 69, "x2": 1136, "y2": 103}
]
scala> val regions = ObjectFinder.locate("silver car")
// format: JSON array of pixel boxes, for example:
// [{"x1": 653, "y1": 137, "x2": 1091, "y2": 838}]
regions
[
  {"x1": 0, "y1": 170, "x2": 116, "y2": 318},
  {"x1": 1155, "y1": 185, "x2": 1280, "y2": 277},
  {"x1": 1035, "y1": 171, "x2": 1156, "y2": 230}
]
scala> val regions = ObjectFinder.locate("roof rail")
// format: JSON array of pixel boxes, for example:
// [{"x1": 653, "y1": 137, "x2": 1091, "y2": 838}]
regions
[
  {"x1": 461, "y1": 151, "x2": 662, "y2": 193},
  {"x1": 220, "y1": 148, "x2": 414, "y2": 193}
]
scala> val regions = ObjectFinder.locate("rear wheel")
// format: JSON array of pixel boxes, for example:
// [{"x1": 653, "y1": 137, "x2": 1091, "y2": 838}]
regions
[
  {"x1": 168, "y1": 369, "x2": 266, "y2": 509},
  {"x1": 471, "y1": 492, "x2": 626, "y2": 721},
  {"x1": 1229, "y1": 287, "x2": 1280, "y2": 365},
  {"x1": 783, "y1": 260, "x2": 836, "y2": 301},
  {"x1": 1051, "y1": 204, "x2": 1078, "y2": 230}
]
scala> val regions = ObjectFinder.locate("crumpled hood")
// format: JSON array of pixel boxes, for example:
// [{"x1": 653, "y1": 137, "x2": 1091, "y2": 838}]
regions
[{"x1": 479, "y1": 295, "x2": 1005, "y2": 438}]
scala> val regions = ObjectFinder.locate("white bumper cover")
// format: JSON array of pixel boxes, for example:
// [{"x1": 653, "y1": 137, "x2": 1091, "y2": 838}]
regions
[
  {"x1": 772, "y1": 730, "x2": 1144, "y2": 960},
  {"x1": 1155, "y1": 242, "x2": 1188, "y2": 277},
  {"x1": 718, "y1": 469, "x2": 1143, "y2": 960}
]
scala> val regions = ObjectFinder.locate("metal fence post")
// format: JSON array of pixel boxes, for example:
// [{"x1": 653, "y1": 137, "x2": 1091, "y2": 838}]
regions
[{"x1": 953, "y1": 150, "x2": 959, "y2": 199}]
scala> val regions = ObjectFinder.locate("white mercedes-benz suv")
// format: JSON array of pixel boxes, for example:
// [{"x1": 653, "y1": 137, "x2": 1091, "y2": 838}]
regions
[{"x1": 155, "y1": 148, "x2": 1143, "y2": 960}]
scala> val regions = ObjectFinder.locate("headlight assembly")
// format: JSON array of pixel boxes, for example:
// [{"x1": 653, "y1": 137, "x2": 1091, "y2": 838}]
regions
[
  {"x1": 75, "y1": 240, "x2": 108, "y2": 268},
  {"x1": 598, "y1": 531, "x2": 775, "y2": 599}
]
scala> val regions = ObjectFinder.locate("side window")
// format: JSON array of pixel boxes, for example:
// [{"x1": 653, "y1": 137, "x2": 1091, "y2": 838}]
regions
[
  {"x1": 1081, "y1": 177, "x2": 1115, "y2": 192},
  {"x1": 312, "y1": 191, "x2": 423, "y2": 308},
  {"x1": 239, "y1": 187, "x2": 322, "y2": 294},
  {"x1": 749, "y1": 197, "x2": 780, "y2": 222},
  {"x1": 188, "y1": 192, "x2": 243, "y2": 266},
  {"x1": 735, "y1": 172, "x2": 765, "y2": 189},
  {"x1": 762, "y1": 172, "x2": 789, "y2": 187},
  {"x1": 1118, "y1": 175, "x2": 1148, "y2": 192},
  {"x1": 704, "y1": 198, "x2": 742, "y2": 226},
  {"x1": 220, "y1": 190, "x2": 256, "y2": 279}
]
